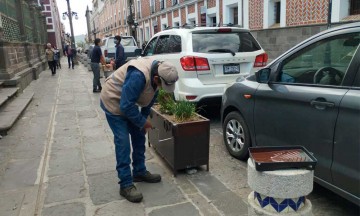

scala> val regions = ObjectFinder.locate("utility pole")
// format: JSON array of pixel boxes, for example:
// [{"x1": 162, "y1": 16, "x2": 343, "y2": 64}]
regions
[{"x1": 66, "y1": 0, "x2": 76, "y2": 49}]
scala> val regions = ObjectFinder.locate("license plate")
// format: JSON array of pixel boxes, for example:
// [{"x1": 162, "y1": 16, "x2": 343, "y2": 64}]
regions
[{"x1": 223, "y1": 64, "x2": 240, "y2": 74}]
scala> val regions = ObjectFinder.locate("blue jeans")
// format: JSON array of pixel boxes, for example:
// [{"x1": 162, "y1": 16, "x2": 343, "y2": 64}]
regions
[
  {"x1": 100, "y1": 100, "x2": 146, "y2": 188},
  {"x1": 90, "y1": 63, "x2": 101, "y2": 90},
  {"x1": 67, "y1": 55, "x2": 74, "y2": 68}
]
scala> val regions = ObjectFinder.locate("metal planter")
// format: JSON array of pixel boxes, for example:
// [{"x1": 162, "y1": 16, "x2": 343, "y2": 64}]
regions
[{"x1": 148, "y1": 108, "x2": 210, "y2": 176}]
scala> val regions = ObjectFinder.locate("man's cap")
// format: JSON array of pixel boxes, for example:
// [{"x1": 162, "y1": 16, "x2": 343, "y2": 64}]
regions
[{"x1": 157, "y1": 61, "x2": 178, "y2": 93}]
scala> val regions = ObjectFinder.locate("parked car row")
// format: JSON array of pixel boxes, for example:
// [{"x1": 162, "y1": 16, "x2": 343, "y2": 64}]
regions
[{"x1": 142, "y1": 23, "x2": 360, "y2": 205}]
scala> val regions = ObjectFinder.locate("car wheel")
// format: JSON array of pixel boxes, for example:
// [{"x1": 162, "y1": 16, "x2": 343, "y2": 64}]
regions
[{"x1": 223, "y1": 111, "x2": 250, "y2": 160}]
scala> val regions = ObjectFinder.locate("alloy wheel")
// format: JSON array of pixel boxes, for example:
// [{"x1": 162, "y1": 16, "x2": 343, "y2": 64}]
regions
[{"x1": 225, "y1": 119, "x2": 245, "y2": 152}]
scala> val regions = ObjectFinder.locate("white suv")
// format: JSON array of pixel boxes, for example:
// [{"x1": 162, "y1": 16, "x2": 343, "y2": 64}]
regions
[{"x1": 142, "y1": 27, "x2": 267, "y2": 103}]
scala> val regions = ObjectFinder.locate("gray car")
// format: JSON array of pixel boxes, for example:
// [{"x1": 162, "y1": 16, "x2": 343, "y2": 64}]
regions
[{"x1": 221, "y1": 22, "x2": 360, "y2": 205}]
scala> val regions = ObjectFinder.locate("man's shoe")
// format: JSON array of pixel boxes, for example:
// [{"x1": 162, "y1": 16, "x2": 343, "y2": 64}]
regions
[
  {"x1": 120, "y1": 185, "x2": 143, "y2": 203},
  {"x1": 133, "y1": 171, "x2": 161, "y2": 183}
]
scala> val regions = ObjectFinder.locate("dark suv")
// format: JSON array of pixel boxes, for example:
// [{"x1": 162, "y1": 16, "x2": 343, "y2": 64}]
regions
[{"x1": 221, "y1": 22, "x2": 360, "y2": 205}]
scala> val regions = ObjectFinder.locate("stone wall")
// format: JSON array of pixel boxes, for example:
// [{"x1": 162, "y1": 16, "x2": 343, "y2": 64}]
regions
[{"x1": 0, "y1": 0, "x2": 48, "y2": 92}]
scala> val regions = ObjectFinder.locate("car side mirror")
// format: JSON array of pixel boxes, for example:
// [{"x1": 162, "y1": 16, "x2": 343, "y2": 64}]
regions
[{"x1": 255, "y1": 68, "x2": 271, "y2": 83}]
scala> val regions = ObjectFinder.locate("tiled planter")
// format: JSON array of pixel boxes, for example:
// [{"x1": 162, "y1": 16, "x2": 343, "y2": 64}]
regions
[{"x1": 247, "y1": 159, "x2": 313, "y2": 215}]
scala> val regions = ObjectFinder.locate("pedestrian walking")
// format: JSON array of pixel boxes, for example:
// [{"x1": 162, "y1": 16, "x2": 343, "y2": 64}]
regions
[
  {"x1": 53, "y1": 46, "x2": 61, "y2": 69},
  {"x1": 91, "y1": 38, "x2": 110, "y2": 93},
  {"x1": 64, "y1": 42, "x2": 74, "y2": 69},
  {"x1": 100, "y1": 58, "x2": 178, "y2": 203},
  {"x1": 114, "y1": 35, "x2": 126, "y2": 70},
  {"x1": 45, "y1": 43, "x2": 56, "y2": 75},
  {"x1": 142, "y1": 41, "x2": 147, "y2": 51}
]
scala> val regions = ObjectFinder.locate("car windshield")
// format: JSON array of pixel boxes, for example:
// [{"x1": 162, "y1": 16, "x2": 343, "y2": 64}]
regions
[{"x1": 192, "y1": 32, "x2": 261, "y2": 53}]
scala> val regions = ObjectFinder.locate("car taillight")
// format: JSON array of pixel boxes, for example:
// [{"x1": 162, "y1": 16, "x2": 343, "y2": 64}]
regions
[
  {"x1": 104, "y1": 49, "x2": 108, "y2": 57},
  {"x1": 180, "y1": 56, "x2": 210, "y2": 71},
  {"x1": 254, "y1": 53, "x2": 268, "y2": 67}
]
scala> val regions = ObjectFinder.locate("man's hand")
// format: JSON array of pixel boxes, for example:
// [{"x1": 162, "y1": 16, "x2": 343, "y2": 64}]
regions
[{"x1": 143, "y1": 120, "x2": 153, "y2": 133}]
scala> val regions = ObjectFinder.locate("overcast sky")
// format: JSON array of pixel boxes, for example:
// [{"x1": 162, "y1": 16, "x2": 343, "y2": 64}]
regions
[{"x1": 56, "y1": 0, "x2": 93, "y2": 36}]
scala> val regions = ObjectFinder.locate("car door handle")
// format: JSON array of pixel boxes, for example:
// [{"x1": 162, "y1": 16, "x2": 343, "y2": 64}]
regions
[{"x1": 310, "y1": 100, "x2": 335, "y2": 109}]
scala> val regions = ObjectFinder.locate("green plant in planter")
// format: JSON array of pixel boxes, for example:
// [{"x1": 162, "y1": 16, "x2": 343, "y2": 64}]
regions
[
  {"x1": 173, "y1": 100, "x2": 196, "y2": 122},
  {"x1": 157, "y1": 89, "x2": 175, "y2": 114}
]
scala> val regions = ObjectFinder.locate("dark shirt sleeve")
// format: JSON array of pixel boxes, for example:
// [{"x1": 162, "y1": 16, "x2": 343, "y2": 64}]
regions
[
  {"x1": 141, "y1": 91, "x2": 158, "y2": 119},
  {"x1": 115, "y1": 45, "x2": 125, "y2": 69},
  {"x1": 120, "y1": 68, "x2": 147, "y2": 129}
]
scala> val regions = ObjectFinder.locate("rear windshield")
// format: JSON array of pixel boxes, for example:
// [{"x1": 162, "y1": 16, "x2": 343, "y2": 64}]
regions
[
  {"x1": 105, "y1": 37, "x2": 135, "y2": 47},
  {"x1": 192, "y1": 32, "x2": 261, "y2": 53},
  {"x1": 121, "y1": 37, "x2": 135, "y2": 46}
]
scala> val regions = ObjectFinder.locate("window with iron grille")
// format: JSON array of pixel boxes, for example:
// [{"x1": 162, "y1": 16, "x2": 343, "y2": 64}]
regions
[
  {"x1": 350, "y1": 0, "x2": 360, "y2": 15},
  {"x1": 151, "y1": 5, "x2": 155, "y2": 13},
  {"x1": 150, "y1": 0, "x2": 155, "y2": 13},
  {"x1": 172, "y1": 0, "x2": 178, "y2": 5},
  {"x1": 160, "y1": 0, "x2": 165, "y2": 10}
]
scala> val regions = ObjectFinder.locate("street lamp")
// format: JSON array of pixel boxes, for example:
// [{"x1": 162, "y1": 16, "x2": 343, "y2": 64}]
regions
[
  {"x1": 62, "y1": 12, "x2": 78, "y2": 21},
  {"x1": 62, "y1": 0, "x2": 78, "y2": 50},
  {"x1": 127, "y1": 0, "x2": 138, "y2": 42}
]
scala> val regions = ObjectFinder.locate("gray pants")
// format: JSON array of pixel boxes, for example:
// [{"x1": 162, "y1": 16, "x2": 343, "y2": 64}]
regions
[{"x1": 91, "y1": 63, "x2": 101, "y2": 90}]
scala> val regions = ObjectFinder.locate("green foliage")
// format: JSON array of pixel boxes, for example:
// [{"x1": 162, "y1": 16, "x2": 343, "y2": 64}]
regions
[
  {"x1": 173, "y1": 100, "x2": 196, "y2": 122},
  {"x1": 76, "y1": 41, "x2": 85, "y2": 48},
  {"x1": 157, "y1": 89, "x2": 175, "y2": 115},
  {"x1": 157, "y1": 89, "x2": 197, "y2": 121}
]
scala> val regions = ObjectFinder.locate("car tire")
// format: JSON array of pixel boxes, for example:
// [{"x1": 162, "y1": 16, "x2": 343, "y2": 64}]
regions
[{"x1": 223, "y1": 111, "x2": 250, "y2": 160}]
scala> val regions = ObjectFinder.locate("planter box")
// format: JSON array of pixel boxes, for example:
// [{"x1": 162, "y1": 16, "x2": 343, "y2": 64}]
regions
[{"x1": 148, "y1": 107, "x2": 210, "y2": 176}]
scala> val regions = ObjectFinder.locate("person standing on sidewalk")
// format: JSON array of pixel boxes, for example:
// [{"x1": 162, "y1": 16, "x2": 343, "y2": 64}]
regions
[
  {"x1": 114, "y1": 35, "x2": 126, "y2": 70},
  {"x1": 53, "y1": 46, "x2": 61, "y2": 69},
  {"x1": 64, "y1": 42, "x2": 74, "y2": 69},
  {"x1": 100, "y1": 58, "x2": 178, "y2": 203},
  {"x1": 45, "y1": 43, "x2": 56, "y2": 75},
  {"x1": 91, "y1": 38, "x2": 109, "y2": 93}
]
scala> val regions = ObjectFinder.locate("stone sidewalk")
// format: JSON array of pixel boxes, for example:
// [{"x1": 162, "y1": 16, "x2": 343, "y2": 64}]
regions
[{"x1": 0, "y1": 58, "x2": 248, "y2": 216}]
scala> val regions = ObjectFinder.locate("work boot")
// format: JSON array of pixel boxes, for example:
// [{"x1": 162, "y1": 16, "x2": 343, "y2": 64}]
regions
[
  {"x1": 133, "y1": 171, "x2": 161, "y2": 183},
  {"x1": 120, "y1": 185, "x2": 143, "y2": 203}
]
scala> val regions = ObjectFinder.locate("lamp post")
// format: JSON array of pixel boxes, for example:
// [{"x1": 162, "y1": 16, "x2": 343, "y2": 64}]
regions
[{"x1": 62, "y1": 0, "x2": 78, "y2": 49}]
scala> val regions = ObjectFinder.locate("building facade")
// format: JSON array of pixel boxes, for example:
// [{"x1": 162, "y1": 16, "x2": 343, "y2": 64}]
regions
[
  {"x1": 0, "y1": 0, "x2": 48, "y2": 90},
  {"x1": 90, "y1": 0, "x2": 360, "y2": 57},
  {"x1": 41, "y1": 0, "x2": 63, "y2": 49}
]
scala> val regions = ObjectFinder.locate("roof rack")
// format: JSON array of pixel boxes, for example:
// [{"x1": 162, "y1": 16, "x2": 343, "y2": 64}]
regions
[{"x1": 164, "y1": 23, "x2": 243, "y2": 30}]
